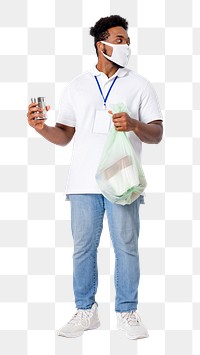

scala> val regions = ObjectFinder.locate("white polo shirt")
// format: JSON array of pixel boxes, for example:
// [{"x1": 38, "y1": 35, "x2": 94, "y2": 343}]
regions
[{"x1": 57, "y1": 65, "x2": 162, "y2": 196}]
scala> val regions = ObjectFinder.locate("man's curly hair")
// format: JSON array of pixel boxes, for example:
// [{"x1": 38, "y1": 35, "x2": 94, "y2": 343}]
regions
[{"x1": 90, "y1": 15, "x2": 128, "y2": 55}]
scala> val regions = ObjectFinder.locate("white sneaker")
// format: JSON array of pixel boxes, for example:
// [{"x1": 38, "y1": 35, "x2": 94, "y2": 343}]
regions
[
  {"x1": 57, "y1": 303, "x2": 100, "y2": 338},
  {"x1": 117, "y1": 310, "x2": 149, "y2": 340}
]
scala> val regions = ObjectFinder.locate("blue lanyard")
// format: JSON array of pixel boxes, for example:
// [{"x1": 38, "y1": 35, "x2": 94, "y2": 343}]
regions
[{"x1": 94, "y1": 75, "x2": 118, "y2": 109}]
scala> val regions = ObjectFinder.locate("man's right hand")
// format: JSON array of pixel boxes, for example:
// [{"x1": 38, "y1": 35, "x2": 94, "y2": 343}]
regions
[
  {"x1": 27, "y1": 102, "x2": 75, "y2": 146},
  {"x1": 27, "y1": 102, "x2": 50, "y2": 131}
]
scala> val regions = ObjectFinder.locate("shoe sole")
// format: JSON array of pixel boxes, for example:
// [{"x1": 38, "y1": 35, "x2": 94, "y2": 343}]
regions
[
  {"x1": 118, "y1": 326, "x2": 149, "y2": 340},
  {"x1": 126, "y1": 333, "x2": 149, "y2": 340},
  {"x1": 57, "y1": 321, "x2": 101, "y2": 338}
]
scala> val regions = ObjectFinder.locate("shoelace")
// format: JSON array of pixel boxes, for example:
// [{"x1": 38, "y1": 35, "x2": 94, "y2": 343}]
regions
[
  {"x1": 120, "y1": 311, "x2": 141, "y2": 327},
  {"x1": 68, "y1": 309, "x2": 92, "y2": 328}
]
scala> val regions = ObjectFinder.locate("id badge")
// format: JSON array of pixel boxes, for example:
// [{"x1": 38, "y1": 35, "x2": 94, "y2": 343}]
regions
[{"x1": 92, "y1": 110, "x2": 111, "y2": 134}]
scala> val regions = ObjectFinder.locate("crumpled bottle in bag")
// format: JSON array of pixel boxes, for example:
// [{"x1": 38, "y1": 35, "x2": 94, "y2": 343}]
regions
[{"x1": 95, "y1": 103, "x2": 147, "y2": 205}]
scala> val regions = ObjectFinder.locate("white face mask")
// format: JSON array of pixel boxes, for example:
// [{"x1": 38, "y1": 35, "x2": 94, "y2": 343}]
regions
[{"x1": 100, "y1": 40, "x2": 131, "y2": 67}]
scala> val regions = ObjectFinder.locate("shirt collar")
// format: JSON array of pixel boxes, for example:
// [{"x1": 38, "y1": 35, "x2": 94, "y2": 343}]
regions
[{"x1": 90, "y1": 64, "x2": 129, "y2": 79}]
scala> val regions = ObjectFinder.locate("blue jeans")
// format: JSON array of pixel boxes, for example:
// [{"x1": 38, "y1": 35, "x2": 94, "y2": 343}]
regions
[{"x1": 68, "y1": 194, "x2": 143, "y2": 312}]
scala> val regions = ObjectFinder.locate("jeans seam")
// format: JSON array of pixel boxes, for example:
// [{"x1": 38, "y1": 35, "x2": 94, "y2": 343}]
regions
[
  {"x1": 116, "y1": 308, "x2": 137, "y2": 313},
  {"x1": 93, "y1": 213, "x2": 104, "y2": 297},
  {"x1": 115, "y1": 250, "x2": 119, "y2": 296}
]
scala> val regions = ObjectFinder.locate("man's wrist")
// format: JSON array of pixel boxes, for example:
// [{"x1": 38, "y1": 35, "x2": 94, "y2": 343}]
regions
[
  {"x1": 35, "y1": 122, "x2": 47, "y2": 133},
  {"x1": 131, "y1": 117, "x2": 139, "y2": 133}
]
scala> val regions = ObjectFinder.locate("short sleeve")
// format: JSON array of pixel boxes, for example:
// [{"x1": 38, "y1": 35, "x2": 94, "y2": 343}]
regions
[
  {"x1": 139, "y1": 82, "x2": 163, "y2": 124},
  {"x1": 56, "y1": 85, "x2": 76, "y2": 127}
]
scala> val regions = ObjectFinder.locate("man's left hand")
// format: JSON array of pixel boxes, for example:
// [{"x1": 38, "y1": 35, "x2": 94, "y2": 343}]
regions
[{"x1": 109, "y1": 111, "x2": 135, "y2": 132}]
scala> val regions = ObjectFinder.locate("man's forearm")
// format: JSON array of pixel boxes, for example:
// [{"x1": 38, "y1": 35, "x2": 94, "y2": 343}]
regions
[
  {"x1": 35, "y1": 124, "x2": 74, "y2": 146},
  {"x1": 112, "y1": 112, "x2": 163, "y2": 143},
  {"x1": 132, "y1": 120, "x2": 163, "y2": 144}
]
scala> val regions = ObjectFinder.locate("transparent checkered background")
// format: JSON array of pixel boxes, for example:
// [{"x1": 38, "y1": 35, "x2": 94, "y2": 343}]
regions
[{"x1": 0, "y1": 0, "x2": 199, "y2": 354}]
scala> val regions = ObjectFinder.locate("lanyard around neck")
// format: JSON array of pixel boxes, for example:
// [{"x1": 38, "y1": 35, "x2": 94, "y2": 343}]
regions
[{"x1": 94, "y1": 75, "x2": 118, "y2": 109}]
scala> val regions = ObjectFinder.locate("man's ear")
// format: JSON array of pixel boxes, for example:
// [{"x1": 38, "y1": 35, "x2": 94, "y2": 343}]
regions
[{"x1": 96, "y1": 41, "x2": 104, "y2": 52}]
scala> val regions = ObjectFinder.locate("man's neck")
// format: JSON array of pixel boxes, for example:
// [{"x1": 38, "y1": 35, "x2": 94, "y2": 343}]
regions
[{"x1": 96, "y1": 60, "x2": 119, "y2": 78}]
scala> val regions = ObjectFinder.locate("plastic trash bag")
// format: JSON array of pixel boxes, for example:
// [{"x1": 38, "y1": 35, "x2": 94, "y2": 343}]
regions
[{"x1": 95, "y1": 103, "x2": 147, "y2": 205}]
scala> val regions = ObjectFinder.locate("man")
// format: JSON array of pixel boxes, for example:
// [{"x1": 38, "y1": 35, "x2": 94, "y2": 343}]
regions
[{"x1": 27, "y1": 15, "x2": 163, "y2": 340}]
